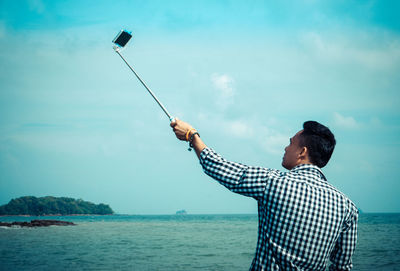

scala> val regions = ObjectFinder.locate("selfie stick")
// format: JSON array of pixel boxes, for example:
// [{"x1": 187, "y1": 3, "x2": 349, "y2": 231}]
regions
[{"x1": 112, "y1": 30, "x2": 174, "y2": 122}]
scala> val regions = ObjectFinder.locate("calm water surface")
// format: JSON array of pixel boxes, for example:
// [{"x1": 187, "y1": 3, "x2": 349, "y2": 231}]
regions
[{"x1": 0, "y1": 214, "x2": 399, "y2": 270}]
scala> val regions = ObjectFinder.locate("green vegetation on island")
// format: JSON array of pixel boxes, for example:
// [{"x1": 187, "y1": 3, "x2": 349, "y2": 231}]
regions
[{"x1": 0, "y1": 196, "x2": 114, "y2": 216}]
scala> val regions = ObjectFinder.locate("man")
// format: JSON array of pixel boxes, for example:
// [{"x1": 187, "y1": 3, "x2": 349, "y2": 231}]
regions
[{"x1": 171, "y1": 119, "x2": 358, "y2": 271}]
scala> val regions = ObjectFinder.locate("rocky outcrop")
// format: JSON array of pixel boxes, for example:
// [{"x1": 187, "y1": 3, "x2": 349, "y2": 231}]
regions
[
  {"x1": 0, "y1": 220, "x2": 76, "y2": 227},
  {"x1": 176, "y1": 209, "x2": 187, "y2": 215}
]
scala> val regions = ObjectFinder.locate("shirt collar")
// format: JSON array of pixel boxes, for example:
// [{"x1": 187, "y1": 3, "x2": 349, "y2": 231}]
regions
[{"x1": 290, "y1": 164, "x2": 327, "y2": 181}]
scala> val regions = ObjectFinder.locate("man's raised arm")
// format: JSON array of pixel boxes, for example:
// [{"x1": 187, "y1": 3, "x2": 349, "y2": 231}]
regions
[{"x1": 170, "y1": 119, "x2": 270, "y2": 199}]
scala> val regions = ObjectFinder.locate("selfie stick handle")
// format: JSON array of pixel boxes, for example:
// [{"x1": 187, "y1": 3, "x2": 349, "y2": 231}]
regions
[{"x1": 114, "y1": 49, "x2": 175, "y2": 122}]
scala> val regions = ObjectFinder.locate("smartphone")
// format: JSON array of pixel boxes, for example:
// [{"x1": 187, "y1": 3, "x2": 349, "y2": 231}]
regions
[{"x1": 112, "y1": 30, "x2": 132, "y2": 47}]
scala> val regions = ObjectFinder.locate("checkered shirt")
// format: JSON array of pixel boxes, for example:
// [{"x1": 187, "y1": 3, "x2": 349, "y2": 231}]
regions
[{"x1": 199, "y1": 148, "x2": 358, "y2": 271}]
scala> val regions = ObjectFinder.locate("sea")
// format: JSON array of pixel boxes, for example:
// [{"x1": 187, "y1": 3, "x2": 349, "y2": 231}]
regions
[{"x1": 0, "y1": 213, "x2": 399, "y2": 271}]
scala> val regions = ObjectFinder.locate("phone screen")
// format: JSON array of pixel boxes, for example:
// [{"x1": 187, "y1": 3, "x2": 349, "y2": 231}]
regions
[{"x1": 113, "y1": 31, "x2": 132, "y2": 47}]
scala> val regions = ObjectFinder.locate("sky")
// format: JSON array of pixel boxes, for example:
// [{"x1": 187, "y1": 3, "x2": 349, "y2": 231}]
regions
[{"x1": 0, "y1": 0, "x2": 399, "y2": 214}]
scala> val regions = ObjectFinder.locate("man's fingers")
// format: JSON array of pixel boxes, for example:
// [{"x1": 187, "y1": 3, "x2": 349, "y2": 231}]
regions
[
  {"x1": 170, "y1": 117, "x2": 179, "y2": 127},
  {"x1": 170, "y1": 118, "x2": 193, "y2": 141}
]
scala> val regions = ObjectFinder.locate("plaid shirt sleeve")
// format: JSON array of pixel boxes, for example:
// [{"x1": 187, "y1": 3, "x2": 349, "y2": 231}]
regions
[
  {"x1": 199, "y1": 147, "x2": 273, "y2": 199},
  {"x1": 329, "y1": 207, "x2": 359, "y2": 271}
]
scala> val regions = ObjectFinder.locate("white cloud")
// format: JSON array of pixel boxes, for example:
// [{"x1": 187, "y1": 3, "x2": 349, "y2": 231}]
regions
[
  {"x1": 211, "y1": 73, "x2": 235, "y2": 109},
  {"x1": 224, "y1": 120, "x2": 254, "y2": 139},
  {"x1": 258, "y1": 127, "x2": 288, "y2": 155},
  {"x1": 333, "y1": 112, "x2": 359, "y2": 129},
  {"x1": 211, "y1": 73, "x2": 235, "y2": 97},
  {"x1": 300, "y1": 31, "x2": 400, "y2": 71},
  {"x1": 215, "y1": 118, "x2": 288, "y2": 155}
]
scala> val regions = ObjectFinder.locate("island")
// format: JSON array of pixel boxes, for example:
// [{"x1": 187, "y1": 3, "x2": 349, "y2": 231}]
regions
[
  {"x1": 0, "y1": 196, "x2": 114, "y2": 216},
  {"x1": 176, "y1": 209, "x2": 187, "y2": 215}
]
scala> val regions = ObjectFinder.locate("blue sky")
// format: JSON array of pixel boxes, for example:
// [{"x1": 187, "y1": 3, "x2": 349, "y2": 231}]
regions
[{"x1": 0, "y1": 0, "x2": 399, "y2": 214}]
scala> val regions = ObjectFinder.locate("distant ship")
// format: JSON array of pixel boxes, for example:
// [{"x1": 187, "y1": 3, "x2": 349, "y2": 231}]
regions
[{"x1": 175, "y1": 209, "x2": 187, "y2": 215}]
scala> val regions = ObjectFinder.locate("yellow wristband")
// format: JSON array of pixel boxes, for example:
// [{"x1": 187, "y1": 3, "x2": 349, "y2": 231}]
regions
[{"x1": 185, "y1": 128, "x2": 195, "y2": 141}]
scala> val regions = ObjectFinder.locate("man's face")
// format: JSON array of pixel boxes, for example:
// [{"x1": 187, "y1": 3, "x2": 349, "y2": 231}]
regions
[{"x1": 282, "y1": 130, "x2": 304, "y2": 170}]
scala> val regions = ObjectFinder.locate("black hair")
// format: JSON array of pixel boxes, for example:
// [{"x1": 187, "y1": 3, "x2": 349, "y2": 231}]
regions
[{"x1": 299, "y1": 121, "x2": 336, "y2": 168}]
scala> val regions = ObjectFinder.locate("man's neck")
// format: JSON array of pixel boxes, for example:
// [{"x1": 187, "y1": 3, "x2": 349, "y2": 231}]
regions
[{"x1": 293, "y1": 160, "x2": 313, "y2": 168}]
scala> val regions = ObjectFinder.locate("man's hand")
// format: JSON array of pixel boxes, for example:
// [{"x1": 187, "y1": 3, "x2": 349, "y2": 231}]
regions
[
  {"x1": 170, "y1": 118, "x2": 207, "y2": 158},
  {"x1": 170, "y1": 118, "x2": 195, "y2": 141}
]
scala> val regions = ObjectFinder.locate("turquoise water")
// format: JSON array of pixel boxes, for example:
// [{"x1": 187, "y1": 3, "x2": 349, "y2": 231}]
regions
[{"x1": 0, "y1": 214, "x2": 399, "y2": 270}]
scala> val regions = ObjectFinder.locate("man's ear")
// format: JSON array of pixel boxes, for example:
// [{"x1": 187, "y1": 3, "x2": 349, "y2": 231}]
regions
[{"x1": 298, "y1": 146, "x2": 308, "y2": 159}]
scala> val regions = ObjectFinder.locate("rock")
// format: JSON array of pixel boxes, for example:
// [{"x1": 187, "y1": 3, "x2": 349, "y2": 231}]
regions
[
  {"x1": 176, "y1": 209, "x2": 187, "y2": 215},
  {"x1": 0, "y1": 220, "x2": 76, "y2": 227}
]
